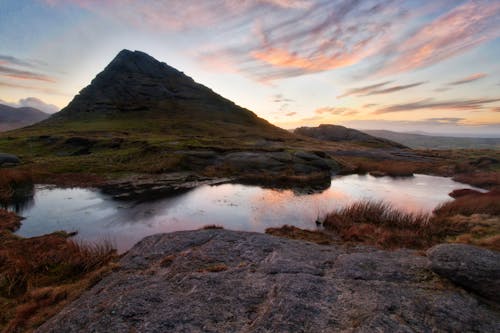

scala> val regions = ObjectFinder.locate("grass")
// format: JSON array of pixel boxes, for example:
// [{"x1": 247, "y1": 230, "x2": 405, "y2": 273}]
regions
[
  {"x1": 352, "y1": 160, "x2": 424, "y2": 177},
  {"x1": 265, "y1": 225, "x2": 335, "y2": 245},
  {"x1": 201, "y1": 224, "x2": 224, "y2": 230},
  {"x1": 0, "y1": 209, "x2": 118, "y2": 332},
  {"x1": 0, "y1": 209, "x2": 21, "y2": 232},
  {"x1": 322, "y1": 202, "x2": 434, "y2": 249},
  {"x1": 434, "y1": 190, "x2": 500, "y2": 217},
  {"x1": 269, "y1": 192, "x2": 500, "y2": 250}
]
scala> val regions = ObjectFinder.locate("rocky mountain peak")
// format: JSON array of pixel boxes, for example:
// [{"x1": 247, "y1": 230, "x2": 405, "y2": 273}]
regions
[
  {"x1": 49, "y1": 49, "x2": 267, "y2": 125},
  {"x1": 104, "y1": 49, "x2": 182, "y2": 79}
]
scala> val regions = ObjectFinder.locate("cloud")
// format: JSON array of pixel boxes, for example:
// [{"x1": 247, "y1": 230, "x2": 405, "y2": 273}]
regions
[
  {"x1": 337, "y1": 81, "x2": 424, "y2": 98},
  {"x1": 0, "y1": 81, "x2": 66, "y2": 96},
  {"x1": 0, "y1": 97, "x2": 60, "y2": 113},
  {"x1": 374, "y1": 98, "x2": 500, "y2": 114},
  {"x1": 365, "y1": 82, "x2": 425, "y2": 95},
  {"x1": 0, "y1": 55, "x2": 36, "y2": 68},
  {"x1": 44, "y1": 0, "x2": 310, "y2": 33},
  {"x1": 363, "y1": 103, "x2": 378, "y2": 108},
  {"x1": 0, "y1": 65, "x2": 55, "y2": 82},
  {"x1": 196, "y1": 1, "x2": 499, "y2": 81},
  {"x1": 434, "y1": 87, "x2": 451, "y2": 92},
  {"x1": 285, "y1": 111, "x2": 297, "y2": 116},
  {"x1": 272, "y1": 93, "x2": 294, "y2": 103},
  {"x1": 448, "y1": 73, "x2": 487, "y2": 85},
  {"x1": 314, "y1": 106, "x2": 358, "y2": 116},
  {"x1": 337, "y1": 81, "x2": 391, "y2": 98},
  {"x1": 378, "y1": 1, "x2": 500, "y2": 75},
  {"x1": 425, "y1": 117, "x2": 464, "y2": 124},
  {"x1": 0, "y1": 54, "x2": 56, "y2": 83}
]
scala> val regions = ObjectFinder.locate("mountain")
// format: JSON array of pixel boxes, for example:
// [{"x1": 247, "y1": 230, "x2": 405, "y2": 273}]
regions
[
  {"x1": 45, "y1": 49, "x2": 285, "y2": 138},
  {"x1": 0, "y1": 104, "x2": 49, "y2": 131},
  {"x1": 364, "y1": 130, "x2": 500, "y2": 150},
  {"x1": 2, "y1": 50, "x2": 349, "y2": 180},
  {"x1": 294, "y1": 124, "x2": 406, "y2": 149}
]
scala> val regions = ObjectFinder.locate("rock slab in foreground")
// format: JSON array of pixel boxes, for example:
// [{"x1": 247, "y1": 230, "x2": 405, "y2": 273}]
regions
[
  {"x1": 38, "y1": 230, "x2": 499, "y2": 333},
  {"x1": 427, "y1": 243, "x2": 500, "y2": 302}
]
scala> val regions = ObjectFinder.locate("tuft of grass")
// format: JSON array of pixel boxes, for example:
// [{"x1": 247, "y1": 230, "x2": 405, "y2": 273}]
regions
[
  {"x1": 265, "y1": 225, "x2": 335, "y2": 245},
  {"x1": 201, "y1": 224, "x2": 224, "y2": 230},
  {"x1": 0, "y1": 209, "x2": 22, "y2": 232},
  {"x1": 322, "y1": 201, "x2": 433, "y2": 249}
]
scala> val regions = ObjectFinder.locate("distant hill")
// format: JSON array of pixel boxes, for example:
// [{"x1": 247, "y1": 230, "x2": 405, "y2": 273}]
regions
[
  {"x1": 364, "y1": 130, "x2": 500, "y2": 150},
  {"x1": 0, "y1": 104, "x2": 49, "y2": 131},
  {"x1": 294, "y1": 124, "x2": 406, "y2": 149}
]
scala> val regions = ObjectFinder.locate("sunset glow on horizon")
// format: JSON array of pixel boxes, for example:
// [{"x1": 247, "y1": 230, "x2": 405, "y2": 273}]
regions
[{"x1": 1, "y1": 0, "x2": 499, "y2": 136}]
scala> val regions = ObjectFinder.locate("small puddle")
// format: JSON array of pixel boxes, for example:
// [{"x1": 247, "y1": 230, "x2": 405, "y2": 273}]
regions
[{"x1": 10, "y1": 174, "x2": 481, "y2": 253}]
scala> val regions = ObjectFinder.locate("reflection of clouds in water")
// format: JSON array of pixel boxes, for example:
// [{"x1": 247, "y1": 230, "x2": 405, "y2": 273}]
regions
[{"x1": 15, "y1": 174, "x2": 484, "y2": 253}]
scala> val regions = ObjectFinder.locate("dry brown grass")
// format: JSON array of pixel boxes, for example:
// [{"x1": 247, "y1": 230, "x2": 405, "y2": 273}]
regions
[
  {"x1": 452, "y1": 171, "x2": 500, "y2": 190},
  {"x1": 265, "y1": 225, "x2": 335, "y2": 245},
  {"x1": 322, "y1": 202, "x2": 434, "y2": 249},
  {"x1": 201, "y1": 224, "x2": 224, "y2": 230},
  {"x1": 320, "y1": 194, "x2": 500, "y2": 250},
  {"x1": 198, "y1": 263, "x2": 228, "y2": 273},
  {"x1": 0, "y1": 210, "x2": 21, "y2": 233},
  {"x1": 434, "y1": 191, "x2": 500, "y2": 217},
  {"x1": 0, "y1": 209, "x2": 118, "y2": 332},
  {"x1": 0, "y1": 169, "x2": 33, "y2": 204}
]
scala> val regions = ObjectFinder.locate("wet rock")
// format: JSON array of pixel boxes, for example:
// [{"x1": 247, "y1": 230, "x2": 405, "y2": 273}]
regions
[
  {"x1": 427, "y1": 243, "x2": 500, "y2": 302},
  {"x1": 0, "y1": 153, "x2": 20, "y2": 166},
  {"x1": 100, "y1": 173, "x2": 230, "y2": 201},
  {"x1": 38, "y1": 231, "x2": 500, "y2": 332}
]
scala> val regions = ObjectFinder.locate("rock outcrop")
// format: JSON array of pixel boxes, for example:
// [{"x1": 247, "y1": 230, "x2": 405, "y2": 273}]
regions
[
  {"x1": 0, "y1": 153, "x2": 20, "y2": 166},
  {"x1": 427, "y1": 243, "x2": 500, "y2": 302},
  {"x1": 38, "y1": 230, "x2": 499, "y2": 332}
]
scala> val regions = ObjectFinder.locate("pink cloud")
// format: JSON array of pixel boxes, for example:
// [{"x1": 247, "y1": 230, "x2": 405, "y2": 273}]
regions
[
  {"x1": 448, "y1": 73, "x2": 487, "y2": 85},
  {"x1": 379, "y1": 1, "x2": 500, "y2": 75}
]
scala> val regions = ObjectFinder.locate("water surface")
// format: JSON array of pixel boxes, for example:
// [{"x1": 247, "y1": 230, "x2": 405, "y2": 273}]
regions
[{"x1": 13, "y1": 174, "x2": 480, "y2": 252}]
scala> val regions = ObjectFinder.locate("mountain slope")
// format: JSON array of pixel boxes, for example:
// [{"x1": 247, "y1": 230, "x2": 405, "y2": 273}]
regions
[
  {"x1": 0, "y1": 104, "x2": 49, "y2": 131},
  {"x1": 294, "y1": 124, "x2": 406, "y2": 149},
  {"x1": 364, "y1": 130, "x2": 500, "y2": 150}
]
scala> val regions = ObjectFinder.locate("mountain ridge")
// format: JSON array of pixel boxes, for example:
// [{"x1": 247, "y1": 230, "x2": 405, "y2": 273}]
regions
[
  {"x1": 0, "y1": 104, "x2": 49, "y2": 132},
  {"x1": 294, "y1": 124, "x2": 406, "y2": 149},
  {"x1": 364, "y1": 129, "x2": 500, "y2": 149}
]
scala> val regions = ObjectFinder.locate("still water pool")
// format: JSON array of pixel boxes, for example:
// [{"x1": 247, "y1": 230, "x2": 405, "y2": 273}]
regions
[{"x1": 12, "y1": 174, "x2": 480, "y2": 252}]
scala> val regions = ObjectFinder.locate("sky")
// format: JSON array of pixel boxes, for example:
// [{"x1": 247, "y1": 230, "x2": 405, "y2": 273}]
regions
[{"x1": 0, "y1": 0, "x2": 499, "y2": 136}]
